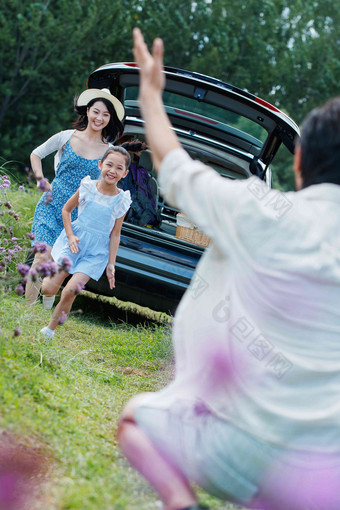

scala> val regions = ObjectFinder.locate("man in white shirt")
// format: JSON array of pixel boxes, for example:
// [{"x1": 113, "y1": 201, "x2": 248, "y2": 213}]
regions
[{"x1": 117, "y1": 29, "x2": 340, "y2": 510}]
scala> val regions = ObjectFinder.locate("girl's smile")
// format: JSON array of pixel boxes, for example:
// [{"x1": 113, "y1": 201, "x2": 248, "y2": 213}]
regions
[{"x1": 98, "y1": 152, "x2": 128, "y2": 194}]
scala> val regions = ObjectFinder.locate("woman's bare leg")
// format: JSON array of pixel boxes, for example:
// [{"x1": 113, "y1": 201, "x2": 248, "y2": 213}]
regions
[
  {"x1": 118, "y1": 394, "x2": 198, "y2": 510},
  {"x1": 47, "y1": 272, "x2": 89, "y2": 331},
  {"x1": 25, "y1": 247, "x2": 52, "y2": 304}
]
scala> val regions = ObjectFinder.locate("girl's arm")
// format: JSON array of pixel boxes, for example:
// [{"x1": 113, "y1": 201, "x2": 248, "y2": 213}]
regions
[
  {"x1": 106, "y1": 214, "x2": 126, "y2": 289},
  {"x1": 62, "y1": 190, "x2": 80, "y2": 254}
]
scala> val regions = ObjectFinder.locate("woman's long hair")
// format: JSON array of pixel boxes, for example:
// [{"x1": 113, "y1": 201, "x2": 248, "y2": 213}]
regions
[{"x1": 73, "y1": 97, "x2": 124, "y2": 143}]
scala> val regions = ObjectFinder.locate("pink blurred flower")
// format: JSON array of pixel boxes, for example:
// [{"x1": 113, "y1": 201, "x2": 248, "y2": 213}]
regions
[
  {"x1": 58, "y1": 311, "x2": 67, "y2": 325},
  {"x1": 74, "y1": 281, "x2": 85, "y2": 295},
  {"x1": 0, "y1": 432, "x2": 50, "y2": 510},
  {"x1": 256, "y1": 451, "x2": 340, "y2": 510}
]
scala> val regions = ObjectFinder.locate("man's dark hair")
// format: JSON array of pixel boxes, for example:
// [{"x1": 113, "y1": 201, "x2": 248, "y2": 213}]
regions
[{"x1": 299, "y1": 97, "x2": 340, "y2": 188}]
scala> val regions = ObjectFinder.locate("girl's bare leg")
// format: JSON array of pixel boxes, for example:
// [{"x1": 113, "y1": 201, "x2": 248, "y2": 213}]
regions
[
  {"x1": 25, "y1": 247, "x2": 52, "y2": 304},
  {"x1": 118, "y1": 394, "x2": 198, "y2": 510},
  {"x1": 47, "y1": 272, "x2": 90, "y2": 331}
]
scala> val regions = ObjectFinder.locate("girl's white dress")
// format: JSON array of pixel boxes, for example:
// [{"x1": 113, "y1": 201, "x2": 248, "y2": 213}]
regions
[{"x1": 51, "y1": 176, "x2": 131, "y2": 280}]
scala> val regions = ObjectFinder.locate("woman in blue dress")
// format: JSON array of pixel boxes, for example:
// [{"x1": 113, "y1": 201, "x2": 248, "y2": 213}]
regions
[{"x1": 26, "y1": 88, "x2": 125, "y2": 305}]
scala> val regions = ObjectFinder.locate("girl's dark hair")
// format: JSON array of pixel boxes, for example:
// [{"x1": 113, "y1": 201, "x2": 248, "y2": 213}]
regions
[
  {"x1": 73, "y1": 97, "x2": 124, "y2": 143},
  {"x1": 299, "y1": 97, "x2": 340, "y2": 188},
  {"x1": 101, "y1": 146, "x2": 131, "y2": 169}
]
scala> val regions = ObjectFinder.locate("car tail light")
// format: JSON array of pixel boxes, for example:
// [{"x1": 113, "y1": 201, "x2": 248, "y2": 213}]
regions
[{"x1": 255, "y1": 97, "x2": 281, "y2": 113}]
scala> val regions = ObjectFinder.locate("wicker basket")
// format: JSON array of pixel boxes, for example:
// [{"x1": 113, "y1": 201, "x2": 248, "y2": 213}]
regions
[{"x1": 175, "y1": 213, "x2": 210, "y2": 248}]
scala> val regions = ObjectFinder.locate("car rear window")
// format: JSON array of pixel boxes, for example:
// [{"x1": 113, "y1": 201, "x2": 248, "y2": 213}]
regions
[{"x1": 124, "y1": 86, "x2": 267, "y2": 148}]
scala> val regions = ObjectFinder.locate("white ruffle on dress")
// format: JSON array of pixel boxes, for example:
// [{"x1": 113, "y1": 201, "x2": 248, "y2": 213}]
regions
[{"x1": 51, "y1": 176, "x2": 131, "y2": 280}]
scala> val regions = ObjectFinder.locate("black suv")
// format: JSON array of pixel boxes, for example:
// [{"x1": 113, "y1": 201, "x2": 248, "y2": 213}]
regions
[{"x1": 85, "y1": 63, "x2": 300, "y2": 313}]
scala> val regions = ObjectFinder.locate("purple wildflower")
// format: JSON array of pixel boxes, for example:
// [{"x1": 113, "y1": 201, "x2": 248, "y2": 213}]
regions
[
  {"x1": 38, "y1": 178, "x2": 50, "y2": 192},
  {"x1": 32, "y1": 242, "x2": 48, "y2": 254},
  {"x1": 25, "y1": 167, "x2": 30, "y2": 173},
  {"x1": 13, "y1": 327, "x2": 21, "y2": 337},
  {"x1": 47, "y1": 261, "x2": 58, "y2": 277},
  {"x1": 25, "y1": 232, "x2": 35, "y2": 240},
  {"x1": 4, "y1": 255, "x2": 12, "y2": 264},
  {"x1": 13, "y1": 214, "x2": 19, "y2": 221},
  {"x1": 0, "y1": 263, "x2": 5, "y2": 272},
  {"x1": 17, "y1": 263, "x2": 30, "y2": 277},
  {"x1": 58, "y1": 311, "x2": 67, "y2": 325},
  {"x1": 2, "y1": 238, "x2": 8, "y2": 245},
  {"x1": 36, "y1": 260, "x2": 58, "y2": 279},
  {"x1": 18, "y1": 185, "x2": 25, "y2": 190},
  {"x1": 35, "y1": 263, "x2": 50, "y2": 278},
  {"x1": 10, "y1": 237, "x2": 18, "y2": 244},
  {"x1": 4, "y1": 201, "x2": 12, "y2": 209},
  {"x1": 74, "y1": 281, "x2": 85, "y2": 295},
  {"x1": 15, "y1": 283, "x2": 25, "y2": 296},
  {"x1": 29, "y1": 268, "x2": 38, "y2": 282},
  {"x1": 44, "y1": 191, "x2": 52, "y2": 205},
  {"x1": 60, "y1": 256, "x2": 72, "y2": 273}
]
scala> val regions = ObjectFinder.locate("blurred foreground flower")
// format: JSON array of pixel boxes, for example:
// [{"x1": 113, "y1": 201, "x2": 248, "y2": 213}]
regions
[
  {"x1": 58, "y1": 311, "x2": 67, "y2": 325},
  {"x1": 74, "y1": 281, "x2": 85, "y2": 295},
  {"x1": 35, "y1": 260, "x2": 58, "y2": 278},
  {"x1": 44, "y1": 191, "x2": 52, "y2": 205},
  {"x1": 37, "y1": 178, "x2": 50, "y2": 192},
  {"x1": 60, "y1": 256, "x2": 72, "y2": 273},
  {"x1": 32, "y1": 242, "x2": 48, "y2": 254},
  {"x1": 0, "y1": 431, "x2": 50, "y2": 510}
]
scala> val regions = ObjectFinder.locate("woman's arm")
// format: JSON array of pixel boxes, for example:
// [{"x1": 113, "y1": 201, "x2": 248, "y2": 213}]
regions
[
  {"x1": 30, "y1": 152, "x2": 53, "y2": 191},
  {"x1": 106, "y1": 214, "x2": 126, "y2": 289},
  {"x1": 62, "y1": 190, "x2": 80, "y2": 254}
]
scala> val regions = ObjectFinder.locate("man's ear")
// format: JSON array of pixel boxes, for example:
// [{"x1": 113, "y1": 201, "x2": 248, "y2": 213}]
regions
[{"x1": 293, "y1": 144, "x2": 303, "y2": 190}]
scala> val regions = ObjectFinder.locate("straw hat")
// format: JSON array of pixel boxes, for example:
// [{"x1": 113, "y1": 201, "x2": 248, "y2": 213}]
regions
[{"x1": 77, "y1": 88, "x2": 125, "y2": 121}]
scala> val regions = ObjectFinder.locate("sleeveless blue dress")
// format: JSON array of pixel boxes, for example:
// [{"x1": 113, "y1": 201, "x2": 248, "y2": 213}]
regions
[
  {"x1": 32, "y1": 141, "x2": 101, "y2": 247},
  {"x1": 51, "y1": 178, "x2": 131, "y2": 280}
]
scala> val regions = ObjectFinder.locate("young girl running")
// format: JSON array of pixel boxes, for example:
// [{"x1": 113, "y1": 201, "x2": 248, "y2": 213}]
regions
[{"x1": 40, "y1": 146, "x2": 131, "y2": 339}]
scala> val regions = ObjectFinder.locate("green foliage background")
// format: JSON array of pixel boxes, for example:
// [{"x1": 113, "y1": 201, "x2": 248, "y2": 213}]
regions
[{"x1": 1, "y1": 0, "x2": 340, "y2": 189}]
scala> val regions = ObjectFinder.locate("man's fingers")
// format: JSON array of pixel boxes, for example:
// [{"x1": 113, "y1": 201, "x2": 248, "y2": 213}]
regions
[
  {"x1": 152, "y1": 37, "x2": 164, "y2": 66},
  {"x1": 133, "y1": 27, "x2": 149, "y2": 66}
]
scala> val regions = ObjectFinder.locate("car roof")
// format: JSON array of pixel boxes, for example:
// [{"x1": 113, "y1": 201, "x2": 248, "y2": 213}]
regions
[{"x1": 87, "y1": 63, "x2": 300, "y2": 167}]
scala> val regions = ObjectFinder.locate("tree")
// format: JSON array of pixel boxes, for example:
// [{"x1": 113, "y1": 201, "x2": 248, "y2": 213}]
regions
[
  {"x1": 0, "y1": 0, "x2": 129, "y2": 175},
  {"x1": 1, "y1": 0, "x2": 339, "y2": 190}
]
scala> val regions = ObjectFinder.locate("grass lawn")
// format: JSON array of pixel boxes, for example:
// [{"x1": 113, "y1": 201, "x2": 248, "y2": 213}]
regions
[
  {"x1": 0, "y1": 179, "x2": 242, "y2": 509},
  {"x1": 0, "y1": 292, "x2": 244, "y2": 510}
]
